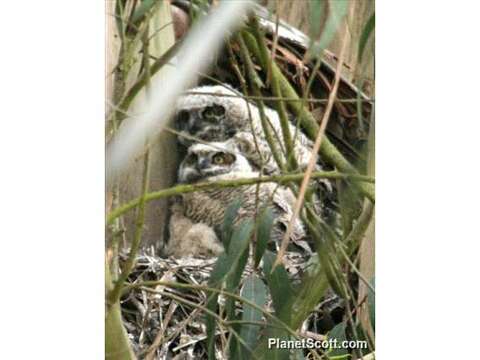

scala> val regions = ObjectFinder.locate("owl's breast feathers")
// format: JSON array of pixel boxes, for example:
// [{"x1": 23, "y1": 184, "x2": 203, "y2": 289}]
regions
[{"x1": 181, "y1": 172, "x2": 306, "y2": 245}]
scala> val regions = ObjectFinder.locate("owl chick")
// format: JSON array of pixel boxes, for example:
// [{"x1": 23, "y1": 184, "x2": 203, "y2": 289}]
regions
[
  {"x1": 175, "y1": 84, "x2": 316, "y2": 175},
  {"x1": 175, "y1": 84, "x2": 337, "y2": 223},
  {"x1": 166, "y1": 200, "x2": 224, "y2": 257},
  {"x1": 171, "y1": 140, "x2": 310, "y2": 253}
]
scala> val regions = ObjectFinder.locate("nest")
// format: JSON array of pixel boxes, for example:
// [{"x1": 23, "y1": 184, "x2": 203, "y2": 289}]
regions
[{"x1": 120, "y1": 249, "x2": 344, "y2": 359}]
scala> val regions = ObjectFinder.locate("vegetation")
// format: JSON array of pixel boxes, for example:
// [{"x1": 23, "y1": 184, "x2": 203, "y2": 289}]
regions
[{"x1": 106, "y1": 1, "x2": 375, "y2": 359}]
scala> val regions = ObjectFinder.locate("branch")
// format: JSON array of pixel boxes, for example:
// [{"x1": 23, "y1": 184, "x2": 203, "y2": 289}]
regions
[
  {"x1": 241, "y1": 28, "x2": 375, "y2": 203},
  {"x1": 129, "y1": 279, "x2": 321, "y2": 359},
  {"x1": 108, "y1": 28, "x2": 153, "y2": 304},
  {"x1": 274, "y1": 27, "x2": 350, "y2": 270},
  {"x1": 250, "y1": 17, "x2": 298, "y2": 170},
  {"x1": 107, "y1": 171, "x2": 374, "y2": 225},
  {"x1": 118, "y1": 39, "x2": 182, "y2": 113},
  {"x1": 237, "y1": 33, "x2": 287, "y2": 171},
  {"x1": 105, "y1": 262, "x2": 136, "y2": 360}
]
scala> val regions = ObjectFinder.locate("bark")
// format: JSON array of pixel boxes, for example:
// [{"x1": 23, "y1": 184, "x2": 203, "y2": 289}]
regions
[
  {"x1": 108, "y1": 1, "x2": 177, "y2": 251},
  {"x1": 357, "y1": 115, "x2": 375, "y2": 343}
]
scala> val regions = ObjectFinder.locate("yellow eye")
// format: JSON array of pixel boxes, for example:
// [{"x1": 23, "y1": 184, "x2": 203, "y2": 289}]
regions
[{"x1": 213, "y1": 153, "x2": 225, "y2": 165}]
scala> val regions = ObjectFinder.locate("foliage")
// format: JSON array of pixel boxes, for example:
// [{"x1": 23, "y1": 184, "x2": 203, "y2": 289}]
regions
[{"x1": 106, "y1": 0, "x2": 375, "y2": 359}]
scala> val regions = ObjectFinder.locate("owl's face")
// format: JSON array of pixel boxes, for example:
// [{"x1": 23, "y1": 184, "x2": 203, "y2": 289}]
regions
[
  {"x1": 175, "y1": 103, "x2": 233, "y2": 145},
  {"x1": 178, "y1": 141, "x2": 252, "y2": 183},
  {"x1": 175, "y1": 85, "x2": 249, "y2": 146}
]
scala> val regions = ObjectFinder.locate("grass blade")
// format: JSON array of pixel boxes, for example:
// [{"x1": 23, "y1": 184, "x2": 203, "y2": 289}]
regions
[
  {"x1": 358, "y1": 13, "x2": 375, "y2": 63},
  {"x1": 239, "y1": 274, "x2": 268, "y2": 355},
  {"x1": 254, "y1": 207, "x2": 274, "y2": 268},
  {"x1": 222, "y1": 198, "x2": 243, "y2": 249}
]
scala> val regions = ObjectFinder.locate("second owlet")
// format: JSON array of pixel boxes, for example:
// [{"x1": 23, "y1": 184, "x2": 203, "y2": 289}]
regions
[
  {"x1": 174, "y1": 84, "x2": 317, "y2": 175},
  {"x1": 167, "y1": 140, "x2": 311, "y2": 257}
]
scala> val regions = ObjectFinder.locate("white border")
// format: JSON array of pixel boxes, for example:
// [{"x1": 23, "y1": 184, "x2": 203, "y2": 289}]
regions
[
  {"x1": 377, "y1": 1, "x2": 480, "y2": 358},
  {"x1": 0, "y1": 1, "x2": 104, "y2": 358},
  {"x1": 1, "y1": 1, "x2": 480, "y2": 358}
]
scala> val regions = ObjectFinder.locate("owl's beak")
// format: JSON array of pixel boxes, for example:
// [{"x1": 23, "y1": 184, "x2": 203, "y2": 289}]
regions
[
  {"x1": 197, "y1": 159, "x2": 210, "y2": 171},
  {"x1": 189, "y1": 112, "x2": 203, "y2": 132}
]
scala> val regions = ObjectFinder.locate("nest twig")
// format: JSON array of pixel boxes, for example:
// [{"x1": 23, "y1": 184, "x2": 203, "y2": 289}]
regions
[{"x1": 120, "y1": 249, "x2": 344, "y2": 359}]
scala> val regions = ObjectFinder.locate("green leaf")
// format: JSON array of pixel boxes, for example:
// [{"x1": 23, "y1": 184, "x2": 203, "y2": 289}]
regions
[
  {"x1": 130, "y1": 0, "x2": 157, "y2": 25},
  {"x1": 208, "y1": 252, "x2": 231, "y2": 286},
  {"x1": 358, "y1": 13, "x2": 375, "y2": 63},
  {"x1": 289, "y1": 265, "x2": 329, "y2": 329},
  {"x1": 253, "y1": 331, "x2": 290, "y2": 360},
  {"x1": 254, "y1": 208, "x2": 274, "y2": 268},
  {"x1": 210, "y1": 219, "x2": 253, "y2": 288},
  {"x1": 292, "y1": 349, "x2": 307, "y2": 360},
  {"x1": 205, "y1": 292, "x2": 218, "y2": 360},
  {"x1": 252, "y1": 252, "x2": 293, "y2": 360},
  {"x1": 114, "y1": 0, "x2": 125, "y2": 36},
  {"x1": 239, "y1": 274, "x2": 268, "y2": 355},
  {"x1": 222, "y1": 198, "x2": 243, "y2": 249},
  {"x1": 206, "y1": 253, "x2": 230, "y2": 359},
  {"x1": 263, "y1": 251, "x2": 294, "y2": 319},
  {"x1": 328, "y1": 322, "x2": 349, "y2": 357},
  {"x1": 228, "y1": 322, "x2": 244, "y2": 360},
  {"x1": 225, "y1": 220, "x2": 254, "y2": 321},
  {"x1": 309, "y1": 0, "x2": 349, "y2": 55},
  {"x1": 207, "y1": 221, "x2": 253, "y2": 359},
  {"x1": 316, "y1": 224, "x2": 348, "y2": 300},
  {"x1": 228, "y1": 219, "x2": 254, "y2": 256},
  {"x1": 308, "y1": 0, "x2": 327, "y2": 39},
  {"x1": 225, "y1": 249, "x2": 249, "y2": 322}
]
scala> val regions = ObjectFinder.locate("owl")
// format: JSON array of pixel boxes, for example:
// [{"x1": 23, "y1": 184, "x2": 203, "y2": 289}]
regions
[
  {"x1": 166, "y1": 200, "x2": 224, "y2": 257},
  {"x1": 175, "y1": 84, "x2": 338, "y2": 223},
  {"x1": 167, "y1": 140, "x2": 311, "y2": 256},
  {"x1": 175, "y1": 84, "x2": 317, "y2": 175}
]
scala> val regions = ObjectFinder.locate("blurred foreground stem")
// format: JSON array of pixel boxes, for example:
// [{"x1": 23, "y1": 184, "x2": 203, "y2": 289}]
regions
[
  {"x1": 243, "y1": 19, "x2": 375, "y2": 202},
  {"x1": 105, "y1": 262, "x2": 136, "y2": 360},
  {"x1": 107, "y1": 170, "x2": 374, "y2": 225}
]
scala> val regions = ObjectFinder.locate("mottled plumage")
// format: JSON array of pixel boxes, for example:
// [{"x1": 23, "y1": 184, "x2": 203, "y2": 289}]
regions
[
  {"x1": 169, "y1": 141, "x2": 310, "y2": 255},
  {"x1": 166, "y1": 201, "x2": 224, "y2": 257},
  {"x1": 175, "y1": 84, "x2": 338, "y2": 223},
  {"x1": 175, "y1": 85, "x2": 316, "y2": 175}
]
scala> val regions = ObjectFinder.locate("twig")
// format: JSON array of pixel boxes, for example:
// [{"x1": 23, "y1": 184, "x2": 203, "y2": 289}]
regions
[
  {"x1": 242, "y1": 30, "x2": 375, "y2": 202},
  {"x1": 144, "y1": 301, "x2": 177, "y2": 360},
  {"x1": 136, "y1": 280, "x2": 324, "y2": 359},
  {"x1": 107, "y1": 170, "x2": 374, "y2": 225},
  {"x1": 274, "y1": 30, "x2": 350, "y2": 270},
  {"x1": 108, "y1": 22, "x2": 155, "y2": 306},
  {"x1": 140, "y1": 287, "x2": 259, "y2": 360},
  {"x1": 345, "y1": 200, "x2": 375, "y2": 252},
  {"x1": 109, "y1": 39, "x2": 183, "y2": 128},
  {"x1": 226, "y1": 40, "x2": 266, "y2": 171},
  {"x1": 182, "y1": 91, "x2": 374, "y2": 103},
  {"x1": 237, "y1": 33, "x2": 287, "y2": 171},
  {"x1": 251, "y1": 17, "x2": 298, "y2": 170},
  {"x1": 135, "y1": 281, "x2": 309, "y2": 346}
]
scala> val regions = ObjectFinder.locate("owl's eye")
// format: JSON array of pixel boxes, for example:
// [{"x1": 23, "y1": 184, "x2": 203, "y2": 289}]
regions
[
  {"x1": 212, "y1": 152, "x2": 235, "y2": 165},
  {"x1": 202, "y1": 107, "x2": 215, "y2": 119},
  {"x1": 202, "y1": 105, "x2": 225, "y2": 121},
  {"x1": 212, "y1": 153, "x2": 225, "y2": 165}
]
